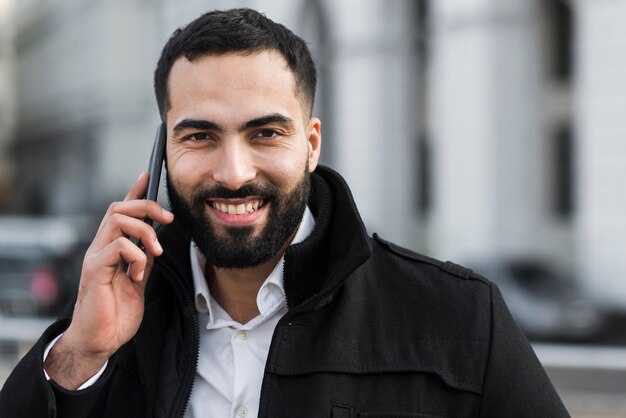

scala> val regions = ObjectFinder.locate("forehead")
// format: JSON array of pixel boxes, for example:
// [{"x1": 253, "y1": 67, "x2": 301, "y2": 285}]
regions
[{"x1": 166, "y1": 51, "x2": 303, "y2": 125}]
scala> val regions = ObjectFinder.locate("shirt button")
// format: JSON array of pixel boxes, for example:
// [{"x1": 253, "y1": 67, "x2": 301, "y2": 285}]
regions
[
  {"x1": 238, "y1": 330, "x2": 249, "y2": 340},
  {"x1": 237, "y1": 406, "x2": 248, "y2": 417}
]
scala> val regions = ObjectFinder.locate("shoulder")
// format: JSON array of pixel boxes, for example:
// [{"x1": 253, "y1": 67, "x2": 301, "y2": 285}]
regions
[
  {"x1": 340, "y1": 233, "x2": 498, "y2": 340},
  {"x1": 335, "y1": 233, "x2": 498, "y2": 333},
  {"x1": 368, "y1": 233, "x2": 490, "y2": 288},
  {"x1": 312, "y1": 235, "x2": 500, "y2": 393}
]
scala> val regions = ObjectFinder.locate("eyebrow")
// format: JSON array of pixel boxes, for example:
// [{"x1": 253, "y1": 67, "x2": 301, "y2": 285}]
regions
[
  {"x1": 172, "y1": 113, "x2": 296, "y2": 136},
  {"x1": 172, "y1": 119, "x2": 223, "y2": 134},
  {"x1": 239, "y1": 113, "x2": 296, "y2": 131}
]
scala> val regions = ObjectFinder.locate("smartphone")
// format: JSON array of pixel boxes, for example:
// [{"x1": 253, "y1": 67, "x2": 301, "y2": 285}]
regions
[
  {"x1": 144, "y1": 122, "x2": 166, "y2": 227},
  {"x1": 130, "y1": 123, "x2": 166, "y2": 249}
]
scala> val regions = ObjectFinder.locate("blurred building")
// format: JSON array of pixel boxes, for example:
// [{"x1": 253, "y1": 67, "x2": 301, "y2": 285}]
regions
[
  {"x1": 0, "y1": 0, "x2": 15, "y2": 209},
  {"x1": 6, "y1": 0, "x2": 163, "y2": 215},
  {"x1": 426, "y1": 0, "x2": 626, "y2": 309},
  {"x1": 572, "y1": 0, "x2": 626, "y2": 309},
  {"x1": 1, "y1": 0, "x2": 626, "y2": 309}
]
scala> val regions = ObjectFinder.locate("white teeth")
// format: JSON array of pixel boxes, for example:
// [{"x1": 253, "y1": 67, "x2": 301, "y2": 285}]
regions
[{"x1": 212, "y1": 199, "x2": 265, "y2": 215}]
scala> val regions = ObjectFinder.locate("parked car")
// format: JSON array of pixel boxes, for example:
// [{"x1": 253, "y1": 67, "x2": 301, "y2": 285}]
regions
[
  {"x1": 0, "y1": 216, "x2": 92, "y2": 317},
  {"x1": 471, "y1": 259, "x2": 604, "y2": 342}
]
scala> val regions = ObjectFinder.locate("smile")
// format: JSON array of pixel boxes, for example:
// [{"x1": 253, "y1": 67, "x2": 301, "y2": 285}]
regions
[{"x1": 210, "y1": 199, "x2": 265, "y2": 215}]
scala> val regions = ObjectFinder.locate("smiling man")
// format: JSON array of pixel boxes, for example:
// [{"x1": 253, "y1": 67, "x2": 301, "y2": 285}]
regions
[
  {"x1": 165, "y1": 51, "x2": 317, "y2": 276},
  {"x1": 0, "y1": 8, "x2": 569, "y2": 418}
]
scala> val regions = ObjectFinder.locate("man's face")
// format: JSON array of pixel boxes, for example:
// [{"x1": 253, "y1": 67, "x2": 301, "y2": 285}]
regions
[{"x1": 164, "y1": 51, "x2": 321, "y2": 268}]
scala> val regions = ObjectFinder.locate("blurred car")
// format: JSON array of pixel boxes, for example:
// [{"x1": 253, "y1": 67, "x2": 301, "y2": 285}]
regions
[
  {"x1": 471, "y1": 259, "x2": 604, "y2": 342},
  {"x1": 0, "y1": 216, "x2": 92, "y2": 317}
]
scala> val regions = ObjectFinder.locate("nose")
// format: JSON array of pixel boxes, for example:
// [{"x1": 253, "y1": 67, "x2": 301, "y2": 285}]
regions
[{"x1": 212, "y1": 139, "x2": 256, "y2": 190}]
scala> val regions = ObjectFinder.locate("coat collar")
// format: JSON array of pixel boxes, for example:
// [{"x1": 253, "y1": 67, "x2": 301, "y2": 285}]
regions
[{"x1": 283, "y1": 165, "x2": 372, "y2": 311}]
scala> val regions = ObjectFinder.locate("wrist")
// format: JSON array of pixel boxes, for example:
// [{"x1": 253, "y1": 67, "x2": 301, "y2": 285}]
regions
[{"x1": 44, "y1": 334, "x2": 111, "y2": 390}]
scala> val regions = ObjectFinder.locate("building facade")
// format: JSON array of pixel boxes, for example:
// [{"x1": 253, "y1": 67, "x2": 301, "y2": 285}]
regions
[
  {"x1": 0, "y1": 0, "x2": 15, "y2": 208},
  {"x1": 2, "y1": 0, "x2": 626, "y2": 306}
]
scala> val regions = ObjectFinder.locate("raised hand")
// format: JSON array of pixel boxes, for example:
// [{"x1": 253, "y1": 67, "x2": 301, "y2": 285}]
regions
[{"x1": 44, "y1": 172, "x2": 174, "y2": 389}]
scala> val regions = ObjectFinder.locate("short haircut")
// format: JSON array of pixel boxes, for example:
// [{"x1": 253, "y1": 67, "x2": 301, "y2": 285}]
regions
[{"x1": 154, "y1": 8, "x2": 317, "y2": 120}]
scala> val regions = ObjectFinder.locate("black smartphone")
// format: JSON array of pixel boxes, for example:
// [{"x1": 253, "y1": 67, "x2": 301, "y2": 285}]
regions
[
  {"x1": 144, "y1": 122, "x2": 166, "y2": 227},
  {"x1": 130, "y1": 123, "x2": 166, "y2": 249}
]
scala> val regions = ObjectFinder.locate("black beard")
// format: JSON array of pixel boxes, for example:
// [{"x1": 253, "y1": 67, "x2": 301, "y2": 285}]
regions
[{"x1": 166, "y1": 169, "x2": 311, "y2": 269}]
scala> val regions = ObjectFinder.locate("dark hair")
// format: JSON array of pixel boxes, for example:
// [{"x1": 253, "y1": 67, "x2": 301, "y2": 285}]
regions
[{"x1": 154, "y1": 8, "x2": 317, "y2": 120}]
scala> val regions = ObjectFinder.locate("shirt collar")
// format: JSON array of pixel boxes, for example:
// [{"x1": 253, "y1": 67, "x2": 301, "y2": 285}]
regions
[{"x1": 190, "y1": 206, "x2": 316, "y2": 324}]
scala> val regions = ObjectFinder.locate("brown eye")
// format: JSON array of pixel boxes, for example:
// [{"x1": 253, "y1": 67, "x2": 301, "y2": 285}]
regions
[
  {"x1": 188, "y1": 133, "x2": 210, "y2": 141},
  {"x1": 256, "y1": 129, "x2": 277, "y2": 138}
]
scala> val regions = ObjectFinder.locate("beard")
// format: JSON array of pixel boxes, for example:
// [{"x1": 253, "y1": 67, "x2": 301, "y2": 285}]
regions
[{"x1": 166, "y1": 167, "x2": 311, "y2": 269}]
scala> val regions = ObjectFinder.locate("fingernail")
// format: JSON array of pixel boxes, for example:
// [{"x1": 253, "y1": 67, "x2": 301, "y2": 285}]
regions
[
  {"x1": 137, "y1": 270, "x2": 145, "y2": 281},
  {"x1": 155, "y1": 238, "x2": 163, "y2": 253},
  {"x1": 162, "y1": 208, "x2": 174, "y2": 218}
]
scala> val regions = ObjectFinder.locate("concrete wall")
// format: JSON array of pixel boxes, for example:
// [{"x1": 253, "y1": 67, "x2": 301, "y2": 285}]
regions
[
  {"x1": 428, "y1": 0, "x2": 548, "y2": 264},
  {"x1": 573, "y1": 0, "x2": 626, "y2": 306}
]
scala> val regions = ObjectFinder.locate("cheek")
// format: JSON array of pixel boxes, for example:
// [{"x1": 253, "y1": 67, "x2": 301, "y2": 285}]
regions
[
  {"x1": 167, "y1": 153, "x2": 209, "y2": 196},
  {"x1": 254, "y1": 144, "x2": 308, "y2": 174},
  {"x1": 258, "y1": 155, "x2": 306, "y2": 192},
  {"x1": 168, "y1": 150, "x2": 214, "y2": 182},
  {"x1": 267, "y1": 160, "x2": 309, "y2": 199}
]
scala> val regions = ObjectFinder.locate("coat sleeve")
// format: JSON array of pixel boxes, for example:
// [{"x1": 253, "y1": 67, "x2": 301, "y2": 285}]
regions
[
  {"x1": 0, "y1": 319, "x2": 114, "y2": 417},
  {"x1": 478, "y1": 283, "x2": 571, "y2": 417}
]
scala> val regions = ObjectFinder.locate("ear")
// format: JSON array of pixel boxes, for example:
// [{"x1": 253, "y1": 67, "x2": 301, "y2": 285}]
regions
[{"x1": 306, "y1": 117, "x2": 322, "y2": 172}]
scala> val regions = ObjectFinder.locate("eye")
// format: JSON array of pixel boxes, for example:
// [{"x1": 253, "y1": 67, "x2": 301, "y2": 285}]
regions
[
  {"x1": 254, "y1": 129, "x2": 278, "y2": 139},
  {"x1": 186, "y1": 132, "x2": 211, "y2": 141}
]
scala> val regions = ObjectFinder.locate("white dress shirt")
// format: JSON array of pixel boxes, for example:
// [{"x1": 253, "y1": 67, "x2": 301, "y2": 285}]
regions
[{"x1": 184, "y1": 207, "x2": 315, "y2": 418}]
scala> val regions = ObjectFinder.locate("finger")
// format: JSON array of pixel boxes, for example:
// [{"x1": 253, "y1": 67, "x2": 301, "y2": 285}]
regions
[
  {"x1": 97, "y1": 199, "x2": 174, "y2": 235},
  {"x1": 127, "y1": 257, "x2": 146, "y2": 283},
  {"x1": 109, "y1": 237, "x2": 147, "y2": 282},
  {"x1": 111, "y1": 199, "x2": 174, "y2": 225},
  {"x1": 83, "y1": 237, "x2": 147, "y2": 284},
  {"x1": 121, "y1": 218, "x2": 165, "y2": 257},
  {"x1": 124, "y1": 172, "x2": 150, "y2": 202},
  {"x1": 94, "y1": 212, "x2": 169, "y2": 255}
]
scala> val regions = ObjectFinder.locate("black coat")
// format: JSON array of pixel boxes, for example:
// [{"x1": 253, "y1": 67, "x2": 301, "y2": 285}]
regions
[{"x1": 0, "y1": 166, "x2": 569, "y2": 417}]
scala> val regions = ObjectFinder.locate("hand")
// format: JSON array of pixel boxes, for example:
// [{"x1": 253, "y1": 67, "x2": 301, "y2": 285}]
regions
[{"x1": 44, "y1": 172, "x2": 174, "y2": 389}]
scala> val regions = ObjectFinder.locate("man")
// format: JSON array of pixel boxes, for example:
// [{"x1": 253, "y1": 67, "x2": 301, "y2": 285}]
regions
[{"x1": 0, "y1": 8, "x2": 569, "y2": 417}]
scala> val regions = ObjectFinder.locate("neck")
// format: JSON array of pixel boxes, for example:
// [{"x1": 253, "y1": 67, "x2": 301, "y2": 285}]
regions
[{"x1": 206, "y1": 245, "x2": 286, "y2": 324}]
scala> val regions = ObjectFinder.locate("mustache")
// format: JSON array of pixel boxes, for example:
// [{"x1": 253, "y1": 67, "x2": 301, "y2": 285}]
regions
[{"x1": 192, "y1": 183, "x2": 279, "y2": 201}]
